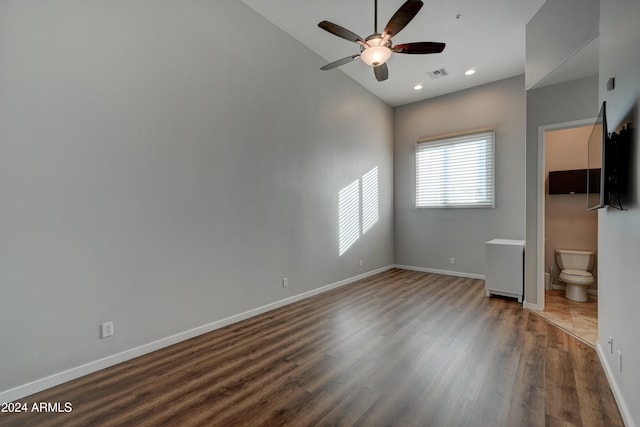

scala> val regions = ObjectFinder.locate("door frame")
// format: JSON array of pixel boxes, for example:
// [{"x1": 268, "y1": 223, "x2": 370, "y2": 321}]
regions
[{"x1": 536, "y1": 118, "x2": 595, "y2": 310}]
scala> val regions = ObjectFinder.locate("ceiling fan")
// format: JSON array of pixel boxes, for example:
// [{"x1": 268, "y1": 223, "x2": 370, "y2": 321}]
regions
[{"x1": 318, "y1": 0, "x2": 445, "y2": 82}]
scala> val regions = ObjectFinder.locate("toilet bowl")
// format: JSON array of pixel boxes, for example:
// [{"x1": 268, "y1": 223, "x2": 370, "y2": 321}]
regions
[{"x1": 555, "y1": 249, "x2": 595, "y2": 302}]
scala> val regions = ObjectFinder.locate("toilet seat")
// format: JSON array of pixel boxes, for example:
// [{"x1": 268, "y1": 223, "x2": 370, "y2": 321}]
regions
[{"x1": 559, "y1": 269, "x2": 594, "y2": 285}]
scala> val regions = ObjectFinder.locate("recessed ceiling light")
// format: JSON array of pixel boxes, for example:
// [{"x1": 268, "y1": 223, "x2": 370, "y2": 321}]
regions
[
  {"x1": 414, "y1": 84, "x2": 423, "y2": 90},
  {"x1": 465, "y1": 68, "x2": 476, "y2": 76}
]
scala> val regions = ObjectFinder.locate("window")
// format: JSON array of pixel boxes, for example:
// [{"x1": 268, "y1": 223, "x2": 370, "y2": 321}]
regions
[{"x1": 416, "y1": 129, "x2": 495, "y2": 208}]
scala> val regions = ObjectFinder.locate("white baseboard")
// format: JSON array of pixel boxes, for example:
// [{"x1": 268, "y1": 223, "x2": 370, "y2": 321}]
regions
[
  {"x1": 523, "y1": 301, "x2": 543, "y2": 311},
  {"x1": 394, "y1": 264, "x2": 485, "y2": 280},
  {"x1": 0, "y1": 265, "x2": 394, "y2": 404},
  {"x1": 596, "y1": 343, "x2": 636, "y2": 427}
]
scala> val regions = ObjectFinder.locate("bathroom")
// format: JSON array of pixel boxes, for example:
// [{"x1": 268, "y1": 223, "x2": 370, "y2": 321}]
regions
[{"x1": 542, "y1": 125, "x2": 598, "y2": 345}]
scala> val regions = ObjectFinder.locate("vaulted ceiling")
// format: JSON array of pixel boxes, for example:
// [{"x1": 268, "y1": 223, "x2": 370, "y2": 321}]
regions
[{"x1": 242, "y1": 0, "x2": 550, "y2": 106}]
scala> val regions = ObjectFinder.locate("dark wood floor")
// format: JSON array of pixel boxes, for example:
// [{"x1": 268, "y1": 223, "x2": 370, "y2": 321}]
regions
[{"x1": 0, "y1": 269, "x2": 623, "y2": 426}]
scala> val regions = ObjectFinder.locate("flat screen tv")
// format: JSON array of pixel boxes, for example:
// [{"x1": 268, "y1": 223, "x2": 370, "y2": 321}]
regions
[
  {"x1": 587, "y1": 102, "x2": 607, "y2": 210},
  {"x1": 587, "y1": 101, "x2": 631, "y2": 210}
]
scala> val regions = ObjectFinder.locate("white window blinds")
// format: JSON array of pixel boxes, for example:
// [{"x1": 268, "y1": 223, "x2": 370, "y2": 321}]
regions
[{"x1": 416, "y1": 129, "x2": 495, "y2": 208}]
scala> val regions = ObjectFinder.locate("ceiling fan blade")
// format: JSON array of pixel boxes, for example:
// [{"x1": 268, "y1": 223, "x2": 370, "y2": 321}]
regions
[
  {"x1": 320, "y1": 54, "x2": 360, "y2": 70},
  {"x1": 318, "y1": 21, "x2": 366, "y2": 44},
  {"x1": 374, "y1": 63, "x2": 388, "y2": 81},
  {"x1": 393, "y1": 42, "x2": 446, "y2": 54},
  {"x1": 383, "y1": 0, "x2": 423, "y2": 39}
]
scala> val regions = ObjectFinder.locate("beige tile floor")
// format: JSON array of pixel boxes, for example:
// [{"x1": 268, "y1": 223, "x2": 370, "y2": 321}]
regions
[{"x1": 531, "y1": 289, "x2": 598, "y2": 347}]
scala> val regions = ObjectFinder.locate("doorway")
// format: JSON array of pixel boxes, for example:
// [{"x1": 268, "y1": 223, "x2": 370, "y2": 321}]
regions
[{"x1": 536, "y1": 120, "x2": 598, "y2": 346}]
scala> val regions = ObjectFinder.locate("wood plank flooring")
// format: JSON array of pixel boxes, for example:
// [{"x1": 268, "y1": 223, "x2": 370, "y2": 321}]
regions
[
  {"x1": 533, "y1": 289, "x2": 598, "y2": 347},
  {"x1": 0, "y1": 269, "x2": 623, "y2": 426}
]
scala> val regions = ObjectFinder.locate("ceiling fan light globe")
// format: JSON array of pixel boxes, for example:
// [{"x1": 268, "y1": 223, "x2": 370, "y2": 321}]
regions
[{"x1": 360, "y1": 46, "x2": 392, "y2": 67}]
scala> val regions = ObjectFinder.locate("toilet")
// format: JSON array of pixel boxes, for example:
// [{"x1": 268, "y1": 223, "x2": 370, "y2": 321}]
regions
[{"x1": 555, "y1": 249, "x2": 595, "y2": 302}]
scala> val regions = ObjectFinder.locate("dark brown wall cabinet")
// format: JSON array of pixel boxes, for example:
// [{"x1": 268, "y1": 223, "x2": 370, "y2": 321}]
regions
[{"x1": 548, "y1": 168, "x2": 601, "y2": 195}]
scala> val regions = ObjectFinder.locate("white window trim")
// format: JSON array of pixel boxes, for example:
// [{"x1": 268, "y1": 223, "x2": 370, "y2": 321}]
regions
[{"x1": 415, "y1": 128, "x2": 495, "y2": 209}]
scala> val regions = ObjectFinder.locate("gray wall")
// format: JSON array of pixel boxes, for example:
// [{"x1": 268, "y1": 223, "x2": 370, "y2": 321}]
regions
[
  {"x1": 524, "y1": 76, "x2": 599, "y2": 305},
  {"x1": 0, "y1": 1, "x2": 394, "y2": 394},
  {"x1": 394, "y1": 76, "x2": 526, "y2": 276},
  {"x1": 525, "y1": 0, "x2": 599, "y2": 89},
  {"x1": 598, "y1": 0, "x2": 640, "y2": 423}
]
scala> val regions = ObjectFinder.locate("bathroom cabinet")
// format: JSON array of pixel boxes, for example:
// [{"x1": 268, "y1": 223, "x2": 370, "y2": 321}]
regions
[
  {"x1": 548, "y1": 168, "x2": 600, "y2": 194},
  {"x1": 485, "y1": 239, "x2": 525, "y2": 302}
]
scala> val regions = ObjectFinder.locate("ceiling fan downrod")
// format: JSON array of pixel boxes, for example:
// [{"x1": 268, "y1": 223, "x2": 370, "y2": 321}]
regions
[{"x1": 374, "y1": 0, "x2": 378, "y2": 34}]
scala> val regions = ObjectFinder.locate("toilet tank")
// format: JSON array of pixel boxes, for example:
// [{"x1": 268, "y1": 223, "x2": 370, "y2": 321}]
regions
[{"x1": 555, "y1": 249, "x2": 595, "y2": 271}]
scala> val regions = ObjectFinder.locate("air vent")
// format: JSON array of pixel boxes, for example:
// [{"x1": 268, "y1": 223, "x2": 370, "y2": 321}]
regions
[{"x1": 427, "y1": 68, "x2": 448, "y2": 79}]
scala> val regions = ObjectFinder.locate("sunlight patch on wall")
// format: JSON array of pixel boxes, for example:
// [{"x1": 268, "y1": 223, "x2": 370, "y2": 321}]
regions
[
  {"x1": 338, "y1": 179, "x2": 360, "y2": 256},
  {"x1": 362, "y1": 166, "x2": 379, "y2": 234},
  {"x1": 338, "y1": 166, "x2": 379, "y2": 256}
]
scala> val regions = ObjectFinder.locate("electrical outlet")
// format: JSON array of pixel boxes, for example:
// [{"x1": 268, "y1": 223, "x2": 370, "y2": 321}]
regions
[
  {"x1": 359, "y1": 259, "x2": 364, "y2": 267},
  {"x1": 282, "y1": 277, "x2": 289, "y2": 288},
  {"x1": 100, "y1": 321, "x2": 114, "y2": 339},
  {"x1": 450, "y1": 257, "x2": 455, "y2": 265}
]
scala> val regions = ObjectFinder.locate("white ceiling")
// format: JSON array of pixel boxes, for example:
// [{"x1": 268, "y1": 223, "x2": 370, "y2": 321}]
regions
[{"x1": 241, "y1": 0, "x2": 550, "y2": 106}]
